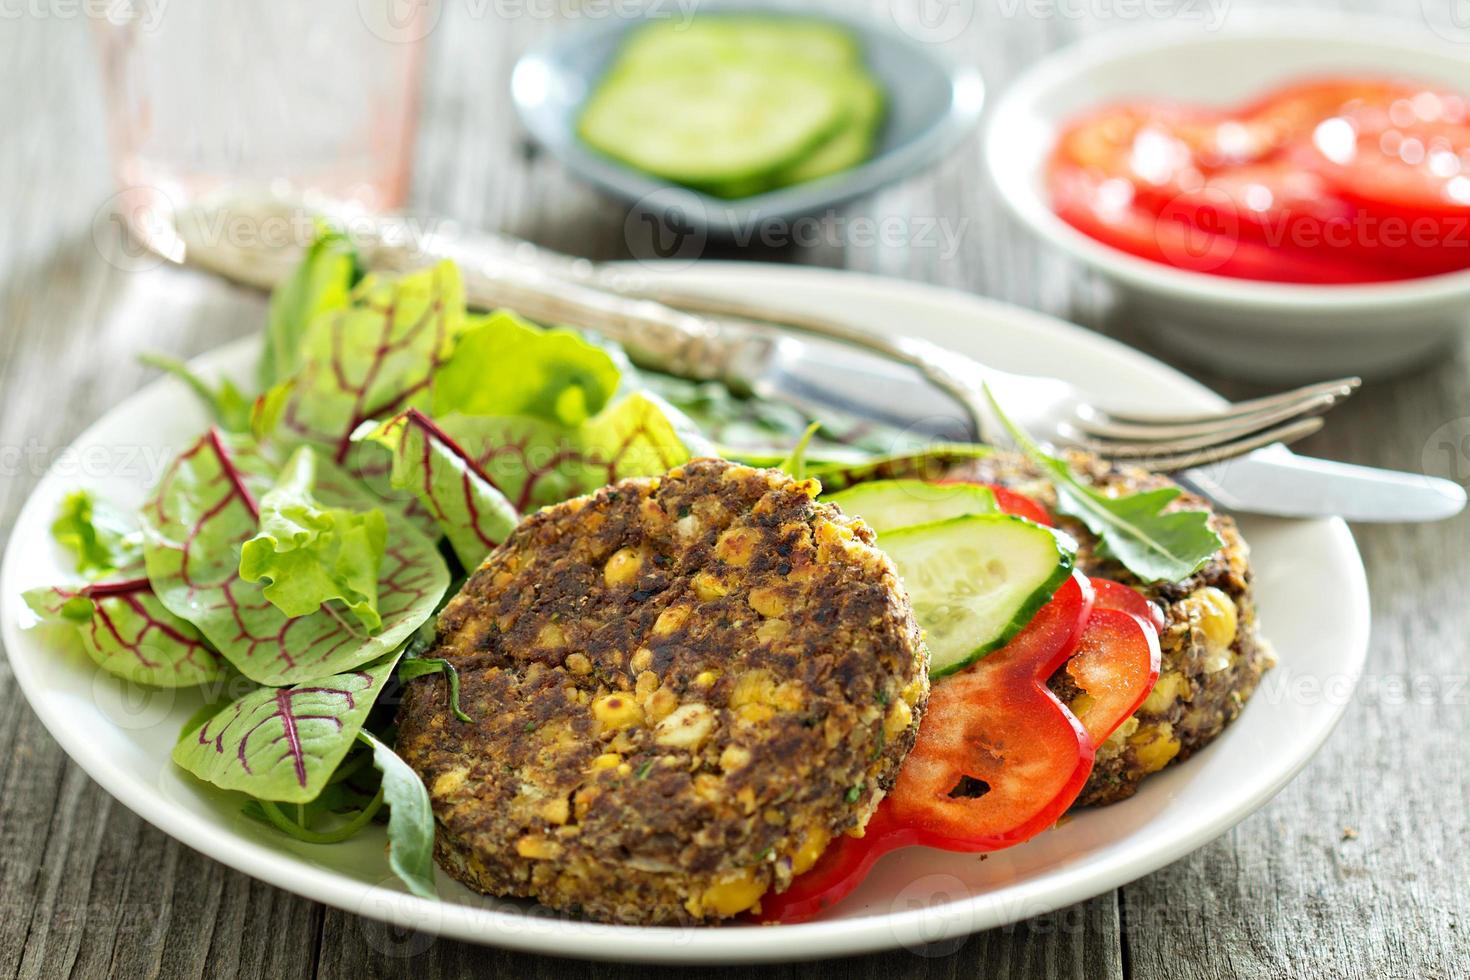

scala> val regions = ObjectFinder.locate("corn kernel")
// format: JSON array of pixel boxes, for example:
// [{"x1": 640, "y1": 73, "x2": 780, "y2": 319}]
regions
[
  {"x1": 1140, "y1": 671, "x2": 1190, "y2": 715},
  {"x1": 592, "y1": 693, "x2": 644, "y2": 731},
  {"x1": 694, "y1": 571, "x2": 731, "y2": 602},
  {"x1": 431, "y1": 767, "x2": 468, "y2": 797},
  {"x1": 655, "y1": 702, "x2": 714, "y2": 749},
  {"x1": 690, "y1": 868, "x2": 766, "y2": 918},
  {"x1": 1191, "y1": 586, "x2": 1238, "y2": 653},
  {"x1": 816, "y1": 519, "x2": 854, "y2": 547},
  {"x1": 536, "y1": 623, "x2": 565, "y2": 649},
  {"x1": 714, "y1": 526, "x2": 760, "y2": 566},
  {"x1": 747, "y1": 586, "x2": 787, "y2": 618},
  {"x1": 645, "y1": 687, "x2": 677, "y2": 722},
  {"x1": 604, "y1": 546, "x2": 643, "y2": 587},
  {"x1": 883, "y1": 698, "x2": 913, "y2": 742},
  {"x1": 694, "y1": 773, "x2": 723, "y2": 800},
  {"x1": 541, "y1": 797, "x2": 570, "y2": 825},
  {"x1": 693, "y1": 669, "x2": 721, "y2": 688},
  {"x1": 1130, "y1": 723, "x2": 1182, "y2": 773},
  {"x1": 564, "y1": 652, "x2": 592, "y2": 675},
  {"x1": 589, "y1": 752, "x2": 622, "y2": 770},
  {"x1": 737, "y1": 703, "x2": 776, "y2": 724},
  {"x1": 720, "y1": 745, "x2": 751, "y2": 771},
  {"x1": 791, "y1": 827, "x2": 832, "y2": 875},
  {"x1": 629, "y1": 647, "x2": 653, "y2": 672},
  {"x1": 732, "y1": 669, "x2": 776, "y2": 707},
  {"x1": 653, "y1": 606, "x2": 689, "y2": 636},
  {"x1": 515, "y1": 835, "x2": 561, "y2": 860},
  {"x1": 635, "y1": 670, "x2": 660, "y2": 699},
  {"x1": 773, "y1": 681, "x2": 804, "y2": 712}
]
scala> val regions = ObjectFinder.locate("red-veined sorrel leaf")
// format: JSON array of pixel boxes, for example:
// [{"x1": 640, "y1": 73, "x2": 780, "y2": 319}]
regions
[
  {"x1": 172, "y1": 653, "x2": 398, "y2": 803},
  {"x1": 260, "y1": 228, "x2": 359, "y2": 389},
  {"x1": 360, "y1": 408, "x2": 519, "y2": 569},
  {"x1": 143, "y1": 430, "x2": 449, "y2": 686},
  {"x1": 257, "y1": 260, "x2": 466, "y2": 464},
  {"x1": 432, "y1": 310, "x2": 621, "y2": 425},
  {"x1": 23, "y1": 576, "x2": 226, "y2": 688}
]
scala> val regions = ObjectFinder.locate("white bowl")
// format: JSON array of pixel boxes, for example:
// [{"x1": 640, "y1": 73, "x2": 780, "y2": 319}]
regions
[{"x1": 986, "y1": 13, "x2": 1470, "y2": 381}]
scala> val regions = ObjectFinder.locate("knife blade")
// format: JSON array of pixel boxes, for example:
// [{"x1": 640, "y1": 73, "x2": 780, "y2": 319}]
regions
[{"x1": 753, "y1": 333, "x2": 1467, "y2": 523}]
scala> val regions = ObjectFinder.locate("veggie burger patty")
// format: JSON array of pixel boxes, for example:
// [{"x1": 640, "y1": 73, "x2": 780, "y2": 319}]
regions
[
  {"x1": 949, "y1": 450, "x2": 1275, "y2": 807},
  {"x1": 397, "y1": 458, "x2": 929, "y2": 924}
]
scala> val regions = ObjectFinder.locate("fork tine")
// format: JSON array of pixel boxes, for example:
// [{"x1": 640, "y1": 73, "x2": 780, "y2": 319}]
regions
[
  {"x1": 1085, "y1": 377, "x2": 1360, "y2": 427},
  {"x1": 1068, "y1": 389, "x2": 1342, "y2": 443},
  {"x1": 1091, "y1": 417, "x2": 1324, "y2": 472}
]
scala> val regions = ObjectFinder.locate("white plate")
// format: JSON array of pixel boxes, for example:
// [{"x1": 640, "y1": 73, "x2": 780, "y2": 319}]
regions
[
  {"x1": 0, "y1": 263, "x2": 1369, "y2": 964},
  {"x1": 986, "y1": 12, "x2": 1470, "y2": 381}
]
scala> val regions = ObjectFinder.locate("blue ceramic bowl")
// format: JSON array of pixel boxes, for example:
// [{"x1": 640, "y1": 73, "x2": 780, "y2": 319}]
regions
[{"x1": 510, "y1": 4, "x2": 984, "y2": 237}]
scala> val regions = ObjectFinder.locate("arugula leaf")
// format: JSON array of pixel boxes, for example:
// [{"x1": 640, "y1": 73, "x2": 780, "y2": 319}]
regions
[
  {"x1": 359, "y1": 730, "x2": 438, "y2": 898},
  {"x1": 239, "y1": 447, "x2": 388, "y2": 631},
  {"x1": 171, "y1": 653, "x2": 399, "y2": 803},
  {"x1": 985, "y1": 387, "x2": 1222, "y2": 583},
  {"x1": 359, "y1": 409, "x2": 519, "y2": 569},
  {"x1": 260, "y1": 228, "x2": 358, "y2": 389},
  {"x1": 729, "y1": 444, "x2": 992, "y2": 493},
  {"x1": 261, "y1": 261, "x2": 467, "y2": 463},
  {"x1": 50, "y1": 489, "x2": 143, "y2": 577},
  {"x1": 140, "y1": 353, "x2": 253, "y2": 433},
  {"x1": 23, "y1": 575, "x2": 227, "y2": 688},
  {"x1": 433, "y1": 310, "x2": 621, "y2": 425},
  {"x1": 143, "y1": 430, "x2": 449, "y2": 685}
]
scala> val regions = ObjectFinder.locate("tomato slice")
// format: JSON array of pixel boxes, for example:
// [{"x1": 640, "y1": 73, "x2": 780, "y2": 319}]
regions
[
  {"x1": 756, "y1": 574, "x2": 1095, "y2": 924},
  {"x1": 988, "y1": 485, "x2": 1054, "y2": 526},
  {"x1": 1050, "y1": 163, "x2": 1402, "y2": 284}
]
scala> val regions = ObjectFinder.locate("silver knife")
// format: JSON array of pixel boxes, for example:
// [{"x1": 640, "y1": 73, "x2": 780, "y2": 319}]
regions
[{"x1": 758, "y1": 338, "x2": 1467, "y2": 523}]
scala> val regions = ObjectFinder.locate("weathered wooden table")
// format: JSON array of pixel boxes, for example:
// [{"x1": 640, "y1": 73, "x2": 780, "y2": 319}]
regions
[{"x1": 2, "y1": 1, "x2": 1466, "y2": 977}]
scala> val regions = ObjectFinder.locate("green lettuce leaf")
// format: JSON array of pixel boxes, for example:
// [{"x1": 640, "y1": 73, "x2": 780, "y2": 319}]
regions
[
  {"x1": 239, "y1": 447, "x2": 388, "y2": 631},
  {"x1": 986, "y1": 388, "x2": 1222, "y2": 583},
  {"x1": 359, "y1": 409, "x2": 519, "y2": 569},
  {"x1": 172, "y1": 653, "x2": 398, "y2": 803},
  {"x1": 23, "y1": 576, "x2": 227, "y2": 688},
  {"x1": 260, "y1": 228, "x2": 358, "y2": 389},
  {"x1": 433, "y1": 310, "x2": 621, "y2": 425},
  {"x1": 50, "y1": 489, "x2": 143, "y2": 577},
  {"x1": 360, "y1": 730, "x2": 438, "y2": 898},
  {"x1": 143, "y1": 430, "x2": 449, "y2": 685}
]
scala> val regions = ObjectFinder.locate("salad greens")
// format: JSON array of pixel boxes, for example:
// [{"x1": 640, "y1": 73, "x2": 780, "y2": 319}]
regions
[
  {"x1": 986, "y1": 387, "x2": 1222, "y2": 583},
  {"x1": 239, "y1": 447, "x2": 389, "y2": 630},
  {"x1": 20, "y1": 226, "x2": 1223, "y2": 899}
]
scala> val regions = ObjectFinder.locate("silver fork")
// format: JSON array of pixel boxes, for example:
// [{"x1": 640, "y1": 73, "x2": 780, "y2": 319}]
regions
[{"x1": 168, "y1": 199, "x2": 1353, "y2": 472}]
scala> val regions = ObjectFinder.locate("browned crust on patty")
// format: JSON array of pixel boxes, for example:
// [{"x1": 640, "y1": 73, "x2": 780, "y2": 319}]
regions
[
  {"x1": 947, "y1": 450, "x2": 1275, "y2": 807},
  {"x1": 396, "y1": 458, "x2": 929, "y2": 924}
]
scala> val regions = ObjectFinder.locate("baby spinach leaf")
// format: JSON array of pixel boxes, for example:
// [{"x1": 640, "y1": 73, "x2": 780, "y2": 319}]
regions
[
  {"x1": 986, "y1": 388, "x2": 1222, "y2": 583},
  {"x1": 433, "y1": 310, "x2": 621, "y2": 426},
  {"x1": 50, "y1": 489, "x2": 143, "y2": 577},
  {"x1": 239, "y1": 447, "x2": 388, "y2": 631},
  {"x1": 260, "y1": 228, "x2": 358, "y2": 389},
  {"x1": 260, "y1": 261, "x2": 466, "y2": 463},
  {"x1": 359, "y1": 730, "x2": 438, "y2": 899},
  {"x1": 172, "y1": 653, "x2": 399, "y2": 803},
  {"x1": 23, "y1": 576, "x2": 226, "y2": 688},
  {"x1": 359, "y1": 409, "x2": 519, "y2": 569},
  {"x1": 143, "y1": 430, "x2": 449, "y2": 685},
  {"x1": 140, "y1": 353, "x2": 254, "y2": 433}
]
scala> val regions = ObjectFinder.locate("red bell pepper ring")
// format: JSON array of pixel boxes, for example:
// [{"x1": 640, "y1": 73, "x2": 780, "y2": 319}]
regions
[
  {"x1": 757, "y1": 573, "x2": 1094, "y2": 924},
  {"x1": 758, "y1": 576, "x2": 1163, "y2": 925}
]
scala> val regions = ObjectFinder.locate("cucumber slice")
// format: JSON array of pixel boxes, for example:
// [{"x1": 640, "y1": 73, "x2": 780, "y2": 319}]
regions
[
  {"x1": 779, "y1": 73, "x2": 885, "y2": 186},
  {"x1": 617, "y1": 17, "x2": 861, "y2": 74},
  {"x1": 577, "y1": 63, "x2": 847, "y2": 185},
  {"x1": 826, "y1": 479, "x2": 996, "y2": 535},
  {"x1": 882, "y1": 514, "x2": 1076, "y2": 677}
]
